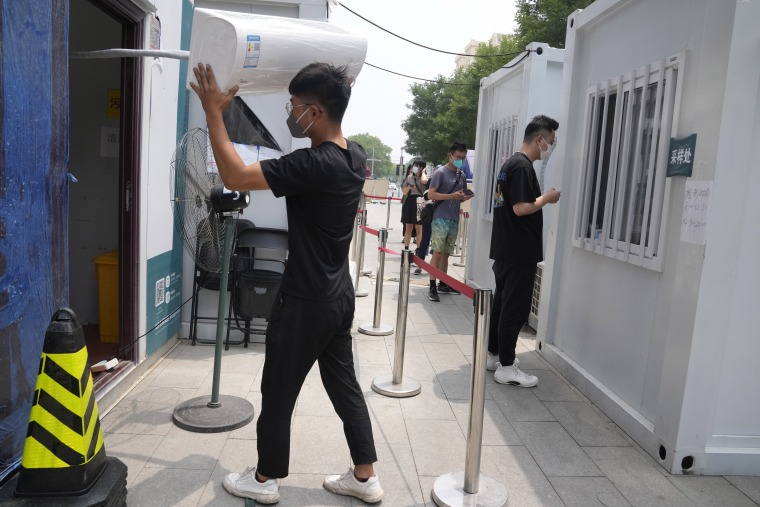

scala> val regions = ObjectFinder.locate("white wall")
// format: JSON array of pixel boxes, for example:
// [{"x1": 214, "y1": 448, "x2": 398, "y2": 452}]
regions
[
  {"x1": 674, "y1": 0, "x2": 760, "y2": 474},
  {"x1": 538, "y1": 0, "x2": 759, "y2": 474},
  {"x1": 137, "y1": 0, "x2": 185, "y2": 358}
]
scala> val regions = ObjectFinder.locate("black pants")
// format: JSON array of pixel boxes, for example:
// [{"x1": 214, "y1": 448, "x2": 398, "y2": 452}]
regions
[
  {"x1": 256, "y1": 289, "x2": 377, "y2": 478},
  {"x1": 488, "y1": 261, "x2": 537, "y2": 367}
]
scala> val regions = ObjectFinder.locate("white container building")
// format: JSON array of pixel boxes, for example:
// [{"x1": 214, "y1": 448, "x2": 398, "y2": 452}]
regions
[{"x1": 537, "y1": 0, "x2": 760, "y2": 475}]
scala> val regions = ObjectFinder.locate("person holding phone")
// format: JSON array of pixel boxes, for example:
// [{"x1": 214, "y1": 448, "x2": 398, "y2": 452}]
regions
[
  {"x1": 488, "y1": 115, "x2": 561, "y2": 387},
  {"x1": 426, "y1": 141, "x2": 474, "y2": 302}
]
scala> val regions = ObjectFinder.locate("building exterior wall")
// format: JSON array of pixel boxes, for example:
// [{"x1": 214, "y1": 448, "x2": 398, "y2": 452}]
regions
[{"x1": 538, "y1": 0, "x2": 759, "y2": 474}]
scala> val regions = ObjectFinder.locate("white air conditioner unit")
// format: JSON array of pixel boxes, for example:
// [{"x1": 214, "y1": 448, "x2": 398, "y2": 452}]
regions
[{"x1": 528, "y1": 261, "x2": 544, "y2": 330}]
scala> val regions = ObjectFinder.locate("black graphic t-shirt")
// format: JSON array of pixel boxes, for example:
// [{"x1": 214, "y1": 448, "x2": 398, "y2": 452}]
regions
[
  {"x1": 489, "y1": 152, "x2": 543, "y2": 264},
  {"x1": 261, "y1": 140, "x2": 366, "y2": 300}
]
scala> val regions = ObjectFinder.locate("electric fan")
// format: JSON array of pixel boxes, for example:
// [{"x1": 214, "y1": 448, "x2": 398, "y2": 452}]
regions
[{"x1": 169, "y1": 127, "x2": 254, "y2": 432}]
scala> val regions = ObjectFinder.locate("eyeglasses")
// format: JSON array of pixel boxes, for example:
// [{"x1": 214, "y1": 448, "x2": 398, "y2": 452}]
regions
[{"x1": 285, "y1": 102, "x2": 312, "y2": 116}]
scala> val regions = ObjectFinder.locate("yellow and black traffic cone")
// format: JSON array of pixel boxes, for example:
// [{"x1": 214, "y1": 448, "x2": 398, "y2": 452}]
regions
[{"x1": 0, "y1": 308, "x2": 127, "y2": 506}]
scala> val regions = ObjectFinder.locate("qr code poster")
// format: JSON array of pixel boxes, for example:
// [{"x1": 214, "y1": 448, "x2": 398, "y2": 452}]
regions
[{"x1": 155, "y1": 277, "x2": 165, "y2": 307}]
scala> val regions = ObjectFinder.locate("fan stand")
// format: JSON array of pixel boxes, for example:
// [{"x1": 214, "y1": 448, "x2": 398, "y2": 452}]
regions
[{"x1": 173, "y1": 215, "x2": 255, "y2": 432}]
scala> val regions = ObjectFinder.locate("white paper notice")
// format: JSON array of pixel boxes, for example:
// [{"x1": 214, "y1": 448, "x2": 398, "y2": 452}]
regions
[
  {"x1": 100, "y1": 126, "x2": 120, "y2": 158},
  {"x1": 680, "y1": 180, "x2": 712, "y2": 245}
]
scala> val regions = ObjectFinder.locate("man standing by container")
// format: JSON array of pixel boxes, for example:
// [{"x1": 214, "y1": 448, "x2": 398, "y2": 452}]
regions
[
  {"x1": 191, "y1": 62, "x2": 383, "y2": 504},
  {"x1": 488, "y1": 115, "x2": 560, "y2": 387},
  {"x1": 426, "y1": 141, "x2": 473, "y2": 302}
]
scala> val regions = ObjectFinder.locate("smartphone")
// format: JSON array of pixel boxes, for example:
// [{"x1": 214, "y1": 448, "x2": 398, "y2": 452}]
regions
[{"x1": 463, "y1": 188, "x2": 474, "y2": 196}]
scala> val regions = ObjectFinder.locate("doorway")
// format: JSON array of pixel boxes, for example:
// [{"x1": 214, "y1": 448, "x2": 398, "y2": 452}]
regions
[{"x1": 68, "y1": 0, "x2": 143, "y2": 386}]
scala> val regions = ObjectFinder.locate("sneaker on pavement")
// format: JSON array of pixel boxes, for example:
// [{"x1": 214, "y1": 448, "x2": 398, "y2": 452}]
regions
[
  {"x1": 494, "y1": 360, "x2": 537, "y2": 387},
  {"x1": 414, "y1": 267, "x2": 422, "y2": 275},
  {"x1": 428, "y1": 287, "x2": 440, "y2": 302},
  {"x1": 223, "y1": 466, "x2": 280, "y2": 504},
  {"x1": 438, "y1": 282, "x2": 460, "y2": 294},
  {"x1": 487, "y1": 352, "x2": 499, "y2": 371},
  {"x1": 323, "y1": 468, "x2": 384, "y2": 503},
  {"x1": 487, "y1": 355, "x2": 518, "y2": 371}
]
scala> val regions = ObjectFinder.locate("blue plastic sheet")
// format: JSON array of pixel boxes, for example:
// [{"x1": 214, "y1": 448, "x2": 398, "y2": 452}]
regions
[{"x1": 0, "y1": 0, "x2": 70, "y2": 481}]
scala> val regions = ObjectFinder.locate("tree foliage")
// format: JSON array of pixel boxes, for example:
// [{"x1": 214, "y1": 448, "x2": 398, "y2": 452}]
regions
[
  {"x1": 514, "y1": 0, "x2": 593, "y2": 49},
  {"x1": 401, "y1": 0, "x2": 594, "y2": 164},
  {"x1": 347, "y1": 133, "x2": 396, "y2": 179}
]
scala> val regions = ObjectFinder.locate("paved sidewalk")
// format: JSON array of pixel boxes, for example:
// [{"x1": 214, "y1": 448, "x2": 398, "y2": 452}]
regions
[{"x1": 102, "y1": 200, "x2": 760, "y2": 506}]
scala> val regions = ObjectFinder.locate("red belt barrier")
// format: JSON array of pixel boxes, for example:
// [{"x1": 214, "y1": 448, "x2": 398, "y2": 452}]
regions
[
  {"x1": 413, "y1": 255, "x2": 475, "y2": 300},
  {"x1": 360, "y1": 225, "x2": 379, "y2": 237},
  {"x1": 365, "y1": 194, "x2": 402, "y2": 201}
]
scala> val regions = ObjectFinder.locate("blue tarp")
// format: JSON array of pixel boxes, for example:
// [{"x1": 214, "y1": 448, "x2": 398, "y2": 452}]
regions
[{"x1": 0, "y1": 0, "x2": 69, "y2": 481}]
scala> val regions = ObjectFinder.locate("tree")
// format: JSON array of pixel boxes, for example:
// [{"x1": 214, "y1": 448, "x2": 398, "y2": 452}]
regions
[
  {"x1": 514, "y1": 0, "x2": 594, "y2": 49},
  {"x1": 402, "y1": 35, "x2": 522, "y2": 165},
  {"x1": 347, "y1": 133, "x2": 395, "y2": 179},
  {"x1": 401, "y1": 0, "x2": 594, "y2": 162}
]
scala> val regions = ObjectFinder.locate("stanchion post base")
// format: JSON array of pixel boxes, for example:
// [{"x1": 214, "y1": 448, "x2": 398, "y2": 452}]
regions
[
  {"x1": 371, "y1": 373, "x2": 421, "y2": 398},
  {"x1": 173, "y1": 395, "x2": 254, "y2": 433},
  {"x1": 452, "y1": 262, "x2": 466, "y2": 267},
  {"x1": 431, "y1": 472, "x2": 508, "y2": 507},
  {"x1": 358, "y1": 322, "x2": 394, "y2": 336}
]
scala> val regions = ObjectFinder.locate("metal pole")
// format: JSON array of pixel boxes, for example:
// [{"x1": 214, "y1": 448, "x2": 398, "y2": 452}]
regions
[
  {"x1": 352, "y1": 193, "x2": 366, "y2": 262},
  {"x1": 359, "y1": 229, "x2": 393, "y2": 336},
  {"x1": 355, "y1": 213, "x2": 369, "y2": 297},
  {"x1": 431, "y1": 289, "x2": 508, "y2": 507},
  {"x1": 453, "y1": 212, "x2": 468, "y2": 268},
  {"x1": 172, "y1": 215, "x2": 255, "y2": 433},
  {"x1": 385, "y1": 194, "x2": 393, "y2": 230},
  {"x1": 464, "y1": 289, "x2": 491, "y2": 492},
  {"x1": 371, "y1": 249, "x2": 421, "y2": 397}
]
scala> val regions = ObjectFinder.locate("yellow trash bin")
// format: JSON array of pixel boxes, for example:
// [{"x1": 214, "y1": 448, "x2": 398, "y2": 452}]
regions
[{"x1": 92, "y1": 250, "x2": 119, "y2": 343}]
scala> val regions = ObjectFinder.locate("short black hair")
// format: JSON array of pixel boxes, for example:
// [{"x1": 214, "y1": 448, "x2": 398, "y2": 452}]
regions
[
  {"x1": 412, "y1": 159, "x2": 426, "y2": 168},
  {"x1": 524, "y1": 115, "x2": 559, "y2": 143},
  {"x1": 289, "y1": 63, "x2": 352, "y2": 122},
  {"x1": 448, "y1": 141, "x2": 467, "y2": 154}
]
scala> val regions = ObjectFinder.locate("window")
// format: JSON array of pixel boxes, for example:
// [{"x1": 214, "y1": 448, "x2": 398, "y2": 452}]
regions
[
  {"x1": 573, "y1": 54, "x2": 683, "y2": 270},
  {"x1": 485, "y1": 114, "x2": 519, "y2": 218}
]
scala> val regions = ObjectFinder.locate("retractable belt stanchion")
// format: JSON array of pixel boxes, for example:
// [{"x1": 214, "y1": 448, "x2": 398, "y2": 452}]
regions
[
  {"x1": 453, "y1": 212, "x2": 469, "y2": 268},
  {"x1": 371, "y1": 249, "x2": 421, "y2": 397},
  {"x1": 385, "y1": 195, "x2": 393, "y2": 230},
  {"x1": 432, "y1": 289, "x2": 508, "y2": 507},
  {"x1": 352, "y1": 193, "x2": 365, "y2": 262},
  {"x1": 359, "y1": 228, "x2": 394, "y2": 336},
  {"x1": 355, "y1": 213, "x2": 369, "y2": 297}
]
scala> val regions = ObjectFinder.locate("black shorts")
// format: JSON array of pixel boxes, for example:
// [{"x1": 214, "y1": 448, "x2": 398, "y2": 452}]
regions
[{"x1": 401, "y1": 194, "x2": 422, "y2": 224}]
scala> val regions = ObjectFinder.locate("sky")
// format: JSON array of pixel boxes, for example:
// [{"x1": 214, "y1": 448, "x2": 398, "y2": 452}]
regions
[{"x1": 328, "y1": 0, "x2": 518, "y2": 164}]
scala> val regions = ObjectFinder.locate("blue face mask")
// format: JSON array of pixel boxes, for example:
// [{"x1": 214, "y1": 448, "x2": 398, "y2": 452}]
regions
[{"x1": 452, "y1": 159, "x2": 463, "y2": 169}]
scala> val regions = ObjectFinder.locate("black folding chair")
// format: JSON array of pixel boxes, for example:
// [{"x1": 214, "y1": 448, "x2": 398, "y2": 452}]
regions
[{"x1": 224, "y1": 227, "x2": 288, "y2": 349}]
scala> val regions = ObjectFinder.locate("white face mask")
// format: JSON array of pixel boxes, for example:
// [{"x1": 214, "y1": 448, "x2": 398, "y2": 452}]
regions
[
  {"x1": 539, "y1": 137, "x2": 556, "y2": 162},
  {"x1": 412, "y1": 167, "x2": 419, "y2": 174}
]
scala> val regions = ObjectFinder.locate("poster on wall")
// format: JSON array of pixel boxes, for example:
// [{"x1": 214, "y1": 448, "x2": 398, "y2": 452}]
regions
[
  {"x1": 145, "y1": 249, "x2": 183, "y2": 355},
  {"x1": 680, "y1": 180, "x2": 712, "y2": 246}
]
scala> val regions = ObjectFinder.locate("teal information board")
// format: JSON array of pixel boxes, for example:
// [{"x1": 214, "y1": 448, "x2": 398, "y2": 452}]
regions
[
  {"x1": 145, "y1": 241, "x2": 183, "y2": 356},
  {"x1": 667, "y1": 133, "x2": 697, "y2": 177}
]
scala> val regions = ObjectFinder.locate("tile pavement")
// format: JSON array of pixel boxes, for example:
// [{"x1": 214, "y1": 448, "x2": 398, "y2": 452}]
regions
[{"x1": 100, "y1": 201, "x2": 759, "y2": 506}]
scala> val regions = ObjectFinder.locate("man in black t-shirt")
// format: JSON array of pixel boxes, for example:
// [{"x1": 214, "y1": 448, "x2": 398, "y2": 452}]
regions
[
  {"x1": 488, "y1": 115, "x2": 561, "y2": 388},
  {"x1": 191, "y1": 63, "x2": 382, "y2": 504}
]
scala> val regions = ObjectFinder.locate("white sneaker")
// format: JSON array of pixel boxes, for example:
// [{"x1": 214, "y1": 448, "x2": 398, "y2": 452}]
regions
[
  {"x1": 323, "y1": 467, "x2": 384, "y2": 503},
  {"x1": 487, "y1": 352, "x2": 499, "y2": 371},
  {"x1": 487, "y1": 354, "x2": 518, "y2": 371},
  {"x1": 494, "y1": 360, "x2": 537, "y2": 387},
  {"x1": 223, "y1": 466, "x2": 280, "y2": 504}
]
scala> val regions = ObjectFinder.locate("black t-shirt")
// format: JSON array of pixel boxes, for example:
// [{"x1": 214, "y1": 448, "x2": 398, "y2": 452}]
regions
[
  {"x1": 261, "y1": 140, "x2": 366, "y2": 300},
  {"x1": 489, "y1": 152, "x2": 543, "y2": 264}
]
